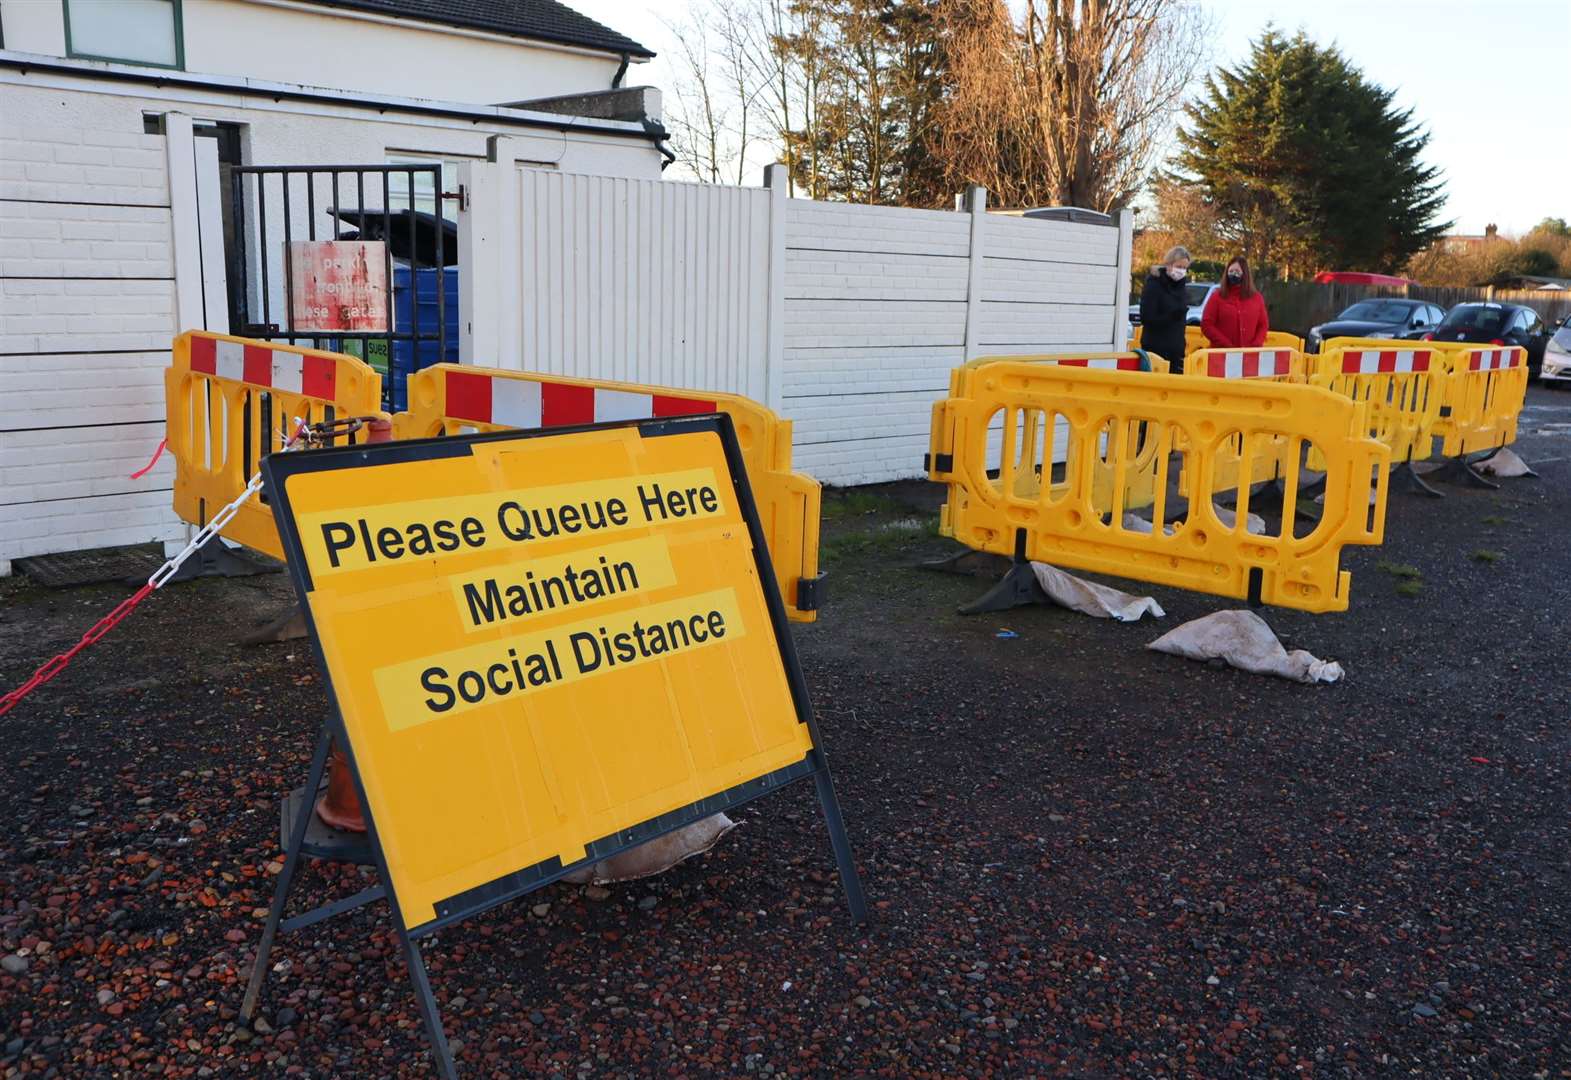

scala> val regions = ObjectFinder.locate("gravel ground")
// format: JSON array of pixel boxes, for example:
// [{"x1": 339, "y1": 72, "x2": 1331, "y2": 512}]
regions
[{"x1": 2, "y1": 386, "x2": 1569, "y2": 1079}]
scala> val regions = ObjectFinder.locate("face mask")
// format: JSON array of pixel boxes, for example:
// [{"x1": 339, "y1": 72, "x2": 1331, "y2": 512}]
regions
[
  {"x1": 1169, "y1": 266, "x2": 1187, "y2": 281},
  {"x1": 1227, "y1": 270, "x2": 1243, "y2": 283}
]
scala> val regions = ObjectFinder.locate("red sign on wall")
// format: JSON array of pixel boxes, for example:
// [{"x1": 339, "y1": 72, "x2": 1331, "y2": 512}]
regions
[{"x1": 287, "y1": 240, "x2": 389, "y2": 332}]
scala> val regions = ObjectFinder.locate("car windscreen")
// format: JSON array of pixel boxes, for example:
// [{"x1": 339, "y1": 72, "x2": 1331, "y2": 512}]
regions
[
  {"x1": 1339, "y1": 300, "x2": 1414, "y2": 322},
  {"x1": 1439, "y1": 305, "x2": 1507, "y2": 334},
  {"x1": 1185, "y1": 284, "x2": 1211, "y2": 306},
  {"x1": 1554, "y1": 325, "x2": 1571, "y2": 349}
]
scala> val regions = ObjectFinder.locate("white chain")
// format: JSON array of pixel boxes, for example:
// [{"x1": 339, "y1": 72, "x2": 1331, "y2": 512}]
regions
[{"x1": 145, "y1": 421, "x2": 305, "y2": 590}]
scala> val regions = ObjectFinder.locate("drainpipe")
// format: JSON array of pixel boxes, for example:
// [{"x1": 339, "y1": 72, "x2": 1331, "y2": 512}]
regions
[
  {"x1": 612, "y1": 51, "x2": 630, "y2": 88},
  {"x1": 645, "y1": 120, "x2": 676, "y2": 171}
]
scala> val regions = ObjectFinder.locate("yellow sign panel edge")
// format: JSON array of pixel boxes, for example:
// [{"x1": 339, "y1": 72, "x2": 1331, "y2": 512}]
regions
[{"x1": 259, "y1": 413, "x2": 862, "y2": 938}]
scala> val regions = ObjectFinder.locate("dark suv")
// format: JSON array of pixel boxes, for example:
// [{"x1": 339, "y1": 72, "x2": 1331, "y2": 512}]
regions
[{"x1": 1427, "y1": 303, "x2": 1552, "y2": 377}]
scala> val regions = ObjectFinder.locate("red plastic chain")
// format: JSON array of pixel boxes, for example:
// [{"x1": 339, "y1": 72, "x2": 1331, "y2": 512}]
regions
[
  {"x1": 129, "y1": 438, "x2": 168, "y2": 480},
  {"x1": 0, "y1": 583, "x2": 155, "y2": 717}
]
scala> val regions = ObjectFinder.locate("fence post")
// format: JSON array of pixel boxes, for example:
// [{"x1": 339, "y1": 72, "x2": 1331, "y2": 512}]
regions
[
  {"x1": 763, "y1": 163, "x2": 787, "y2": 411},
  {"x1": 1112, "y1": 207, "x2": 1133, "y2": 350},
  {"x1": 961, "y1": 185, "x2": 987, "y2": 361},
  {"x1": 457, "y1": 137, "x2": 522, "y2": 369},
  {"x1": 163, "y1": 112, "x2": 204, "y2": 333}
]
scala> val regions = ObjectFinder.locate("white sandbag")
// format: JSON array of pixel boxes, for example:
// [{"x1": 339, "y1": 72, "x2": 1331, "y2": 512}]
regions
[
  {"x1": 1210, "y1": 504, "x2": 1267, "y2": 535},
  {"x1": 562, "y1": 813, "x2": 737, "y2": 885},
  {"x1": 1477, "y1": 447, "x2": 1534, "y2": 477},
  {"x1": 1147, "y1": 609, "x2": 1343, "y2": 683},
  {"x1": 1122, "y1": 513, "x2": 1170, "y2": 535},
  {"x1": 1123, "y1": 504, "x2": 1264, "y2": 535},
  {"x1": 1030, "y1": 562, "x2": 1164, "y2": 622}
]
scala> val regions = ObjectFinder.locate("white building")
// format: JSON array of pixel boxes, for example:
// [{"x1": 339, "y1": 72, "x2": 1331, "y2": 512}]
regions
[
  {"x1": 1, "y1": 1, "x2": 1133, "y2": 575},
  {"x1": 1, "y1": 0, "x2": 667, "y2": 573}
]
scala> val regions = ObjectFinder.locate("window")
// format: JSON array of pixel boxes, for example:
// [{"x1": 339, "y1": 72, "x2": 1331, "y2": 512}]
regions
[
  {"x1": 385, "y1": 155, "x2": 469, "y2": 217},
  {"x1": 65, "y1": 0, "x2": 183, "y2": 69}
]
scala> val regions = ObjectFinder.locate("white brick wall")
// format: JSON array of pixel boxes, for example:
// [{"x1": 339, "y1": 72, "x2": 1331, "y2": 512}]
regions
[
  {"x1": 0, "y1": 351, "x2": 171, "y2": 428},
  {"x1": 0, "y1": 201, "x2": 173, "y2": 279},
  {"x1": 0, "y1": 86, "x2": 185, "y2": 569},
  {"x1": 0, "y1": 489, "x2": 182, "y2": 561}
]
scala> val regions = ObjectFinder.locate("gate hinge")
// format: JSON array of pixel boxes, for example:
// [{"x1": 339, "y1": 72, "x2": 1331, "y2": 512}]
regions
[{"x1": 441, "y1": 185, "x2": 469, "y2": 212}]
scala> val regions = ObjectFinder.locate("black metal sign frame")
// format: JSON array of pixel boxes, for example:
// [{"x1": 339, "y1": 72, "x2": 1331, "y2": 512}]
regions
[{"x1": 243, "y1": 414, "x2": 865, "y2": 1079}]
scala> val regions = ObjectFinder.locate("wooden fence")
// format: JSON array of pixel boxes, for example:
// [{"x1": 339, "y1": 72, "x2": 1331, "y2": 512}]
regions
[{"x1": 1260, "y1": 281, "x2": 1571, "y2": 337}]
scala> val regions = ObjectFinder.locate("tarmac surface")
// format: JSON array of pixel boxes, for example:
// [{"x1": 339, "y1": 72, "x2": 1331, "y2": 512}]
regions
[{"x1": 2, "y1": 385, "x2": 1569, "y2": 1078}]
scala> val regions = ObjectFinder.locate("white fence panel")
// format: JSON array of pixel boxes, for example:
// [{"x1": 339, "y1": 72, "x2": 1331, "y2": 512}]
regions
[
  {"x1": 463, "y1": 171, "x2": 1127, "y2": 488},
  {"x1": 513, "y1": 169, "x2": 771, "y2": 400}
]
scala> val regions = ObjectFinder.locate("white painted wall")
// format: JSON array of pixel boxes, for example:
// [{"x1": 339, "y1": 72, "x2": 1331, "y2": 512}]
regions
[
  {"x1": 0, "y1": 66, "x2": 663, "y2": 571},
  {"x1": 1, "y1": 0, "x2": 640, "y2": 105}
]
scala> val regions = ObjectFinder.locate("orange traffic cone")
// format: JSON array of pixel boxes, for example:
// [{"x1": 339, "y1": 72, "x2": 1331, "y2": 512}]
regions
[{"x1": 314, "y1": 741, "x2": 367, "y2": 832}]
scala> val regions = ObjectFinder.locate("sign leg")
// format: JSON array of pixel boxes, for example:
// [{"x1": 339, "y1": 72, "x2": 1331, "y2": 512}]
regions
[
  {"x1": 241, "y1": 723, "x2": 332, "y2": 1022},
  {"x1": 811, "y1": 757, "x2": 868, "y2": 925},
  {"x1": 399, "y1": 928, "x2": 458, "y2": 1080}
]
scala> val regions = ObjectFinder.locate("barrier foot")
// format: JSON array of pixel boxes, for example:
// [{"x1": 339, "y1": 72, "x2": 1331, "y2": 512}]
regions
[
  {"x1": 241, "y1": 603, "x2": 309, "y2": 645},
  {"x1": 957, "y1": 560, "x2": 1046, "y2": 615},
  {"x1": 956, "y1": 532, "x2": 1047, "y2": 615},
  {"x1": 919, "y1": 547, "x2": 1012, "y2": 578},
  {"x1": 1392, "y1": 460, "x2": 1445, "y2": 498},
  {"x1": 169, "y1": 534, "x2": 279, "y2": 583},
  {"x1": 1428, "y1": 454, "x2": 1500, "y2": 490}
]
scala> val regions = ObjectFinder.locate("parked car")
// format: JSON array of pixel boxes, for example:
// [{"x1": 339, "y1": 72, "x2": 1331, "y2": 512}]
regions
[
  {"x1": 1541, "y1": 321, "x2": 1571, "y2": 385},
  {"x1": 1185, "y1": 283, "x2": 1216, "y2": 325},
  {"x1": 1307, "y1": 299, "x2": 1445, "y2": 353},
  {"x1": 1425, "y1": 302, "x2": 1552, "y2": 377}
]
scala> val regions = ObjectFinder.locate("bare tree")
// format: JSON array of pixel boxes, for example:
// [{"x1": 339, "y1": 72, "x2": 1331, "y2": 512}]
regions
[
  {"x1": 713, "y1": 0, "x2": 769, "y2": 186},
  {"x1": 663, "y1": 10, "x2": 729, "y2": 182},
  {"x1": 939, "y1": 0, "x2": 1210, "y2": 211}
]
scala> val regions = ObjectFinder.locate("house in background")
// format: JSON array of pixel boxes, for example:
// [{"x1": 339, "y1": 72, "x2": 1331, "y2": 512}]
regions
[
  {"x1": 0, "y1": 0, "x2": 667, "y2": 573},
  {"x1": 1439, "y1": 223, "x2": 1502, "y2": 253}
]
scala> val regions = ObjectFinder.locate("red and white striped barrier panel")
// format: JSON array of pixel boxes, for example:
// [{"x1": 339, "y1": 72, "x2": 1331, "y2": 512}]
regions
[
  {"x1": 189, "y1": 335, "x2": 338, "y2": 398},
  {"x1": 1466, "y1": 347, "x2": 1523, "y2": 372},
  {"x1": 442, "y1": 369, "x2": 717, "y2": 428},
  {"x1": 1339, "y1": 348, "x2": 1433, "y2": 374},
  {"x1": 1048, "y1": 356, "x2": 1146, "y2": 371},
  {"x1": 1202, "y1": 349, "x2": 1296, "y2": 379}
]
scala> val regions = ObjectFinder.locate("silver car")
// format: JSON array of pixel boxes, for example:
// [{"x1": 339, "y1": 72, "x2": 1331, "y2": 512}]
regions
[
  {"x1": 1542, "y1": 321, "x2": 1571, "y2": 385},
  {"x1": 1185, "y1": 283, "x2": 1217, "y2": 326}
]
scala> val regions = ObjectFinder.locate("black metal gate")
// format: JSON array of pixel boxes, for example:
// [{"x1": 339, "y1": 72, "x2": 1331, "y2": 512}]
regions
[{"x1": 227, "y1": 164, "x2": 456, "y2": 411}]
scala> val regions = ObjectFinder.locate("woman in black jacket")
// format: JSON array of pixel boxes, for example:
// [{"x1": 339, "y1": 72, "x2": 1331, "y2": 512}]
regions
[{"x1": 1138, "y1": 245, "x2": 1192, "y2": 373}]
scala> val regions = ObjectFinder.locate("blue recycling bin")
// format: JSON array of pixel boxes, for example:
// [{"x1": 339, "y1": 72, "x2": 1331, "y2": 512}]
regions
[{"x1": 388, "y1": 265, "x2": 459, "y2": 412}]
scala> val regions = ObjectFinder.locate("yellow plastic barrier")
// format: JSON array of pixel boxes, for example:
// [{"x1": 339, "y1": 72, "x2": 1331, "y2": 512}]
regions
[
  {"x1": 1427, "y1": 344, "x2": 1529, "y2": 457},
  {"x1": 1310, "y1": 343, "x2": 1445, "y2": 467},
  {"x1": 1133, "y1": 325, "x2": 1305, "y2": 359},
  {"x1": 928, "y1": 363, "x2": 1390, "y2": 613},
  {"x1": 935, "y1": 351, "x2": 1168, "y2": 511},
  {"x1": 1176, "y1": 347, "x2": 1310, "y2": 495},
  {"x1": 1130, "y1": 324, "x2": 1206, "y2": 364},
  {"x1": 166, "y1": 332, "x2": 386, "y2": 560},
  {"x1": 1181, "y1": 345, "x2": 1307, "y2": 382},
  {"x1": 393, "y1": 364, "x2": 824, "y2": 622}
]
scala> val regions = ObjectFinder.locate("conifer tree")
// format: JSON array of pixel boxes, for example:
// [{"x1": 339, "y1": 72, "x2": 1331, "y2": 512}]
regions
[{"x1": 1172, "y1": 30, "x2": 1449, "y2": 275}]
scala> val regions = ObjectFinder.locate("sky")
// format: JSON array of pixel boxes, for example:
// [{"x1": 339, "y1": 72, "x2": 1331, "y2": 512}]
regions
[{"x1": 569, "y1": 0, "x2": 1571, "y2": 237}]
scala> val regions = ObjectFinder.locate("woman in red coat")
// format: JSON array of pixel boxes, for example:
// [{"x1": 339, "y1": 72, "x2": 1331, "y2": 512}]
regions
[{"x1": 1201, "y1": 255, "x2": 1269, "y2": 348}]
